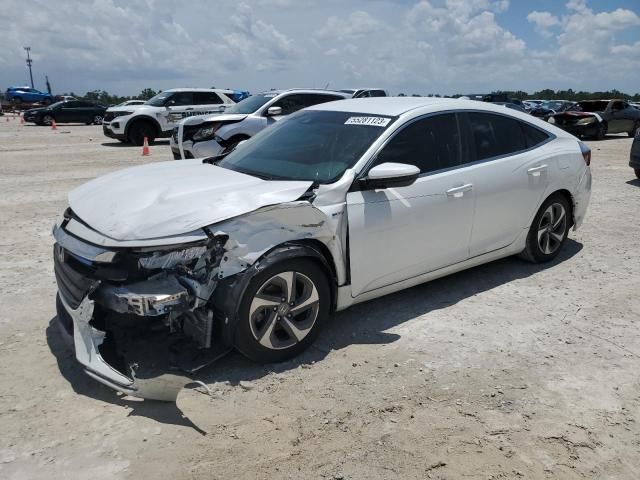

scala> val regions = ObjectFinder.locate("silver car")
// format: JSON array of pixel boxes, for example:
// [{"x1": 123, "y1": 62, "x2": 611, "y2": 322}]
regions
[
  {"x1": 53, "y1": 98, "x2": 591, "y2": 400},
  {"x1": 170, "y1": 89, "x2": 349, "y2": 160}
]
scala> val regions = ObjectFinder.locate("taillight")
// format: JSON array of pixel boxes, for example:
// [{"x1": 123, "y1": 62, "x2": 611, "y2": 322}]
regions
[{"x1": 578, "y1": 141, "x2": 591, "y2": 166}]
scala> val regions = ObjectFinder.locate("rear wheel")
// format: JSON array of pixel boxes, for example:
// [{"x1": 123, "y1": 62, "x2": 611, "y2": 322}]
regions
[
  {"x1": 629, "y1": 121, "x2": 640, "y2": 138},
  {"x1": 594, "y1": 122, "x2": 607, "y2": 140},
  {"x1": 42, "y1": 114, "x2": 54, "y2": 126},
  {"x1": 520, "y1": 194, "x2": 571, "y2": 263},
  {"x1": 127, "y1": 121, "x2": 156, "y2": 146},
  {"x1": 12, "y1": 97, "x2": 22, "y2": 104},
  {"x1": 234, "y1": 258, "x2": 330, "y2": 363},
  {"x1": 635, "y1": 169, "x2": 640, "y2": 180}
]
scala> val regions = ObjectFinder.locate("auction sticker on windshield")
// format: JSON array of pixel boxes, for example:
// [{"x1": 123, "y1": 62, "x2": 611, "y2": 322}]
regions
[{"x1": 345, "y1": 116, "x2": 391, "y2": 127}]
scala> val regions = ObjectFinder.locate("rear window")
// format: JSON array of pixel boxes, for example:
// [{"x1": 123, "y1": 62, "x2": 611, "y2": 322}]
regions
[
  {"x1": 467, "y1": 112, "x2": 527, "y2": 161},
  {"x1": 521, "y1": 123, "x2": 550, "y2": 149}
]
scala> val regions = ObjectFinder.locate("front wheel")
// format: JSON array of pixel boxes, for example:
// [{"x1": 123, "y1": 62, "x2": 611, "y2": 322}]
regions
[
  {"x1": 594, "y1": 122, "x2": 607, "y2": 140},
  {"x1": 234, "y1": 258, "x2": 330, "y2": 363},
  {"x1": 128, "y1": 122, "x2": 156, "y2": 146},
  {"x1": 92, "y1": 114, "x2": 103, "y2": 125},
  {"x1": 42, "y1": 114, "x2": 54, "y2": 126},
  {"x1": 519, "y1": 194, "x2": 571, "y2": 263}
]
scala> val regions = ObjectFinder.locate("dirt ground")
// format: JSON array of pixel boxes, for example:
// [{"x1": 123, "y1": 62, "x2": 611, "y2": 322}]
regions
[{"x1": 0, "y1": 115, "x2": 639, "y2": 480}]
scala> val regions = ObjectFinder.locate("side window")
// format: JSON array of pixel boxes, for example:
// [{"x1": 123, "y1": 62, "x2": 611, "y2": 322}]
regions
[
  {"x1": 521, "y1": 123, "x2": 550, "y2": 149},
  {"x1": 369, "y1": 90, "x2": 386, "y2": 97},
  {"x1": 167, "y1": 92, "x2": 194, "y2": 106},
  {"x1": 373, "y1": 114, "x2": 462, "y2": 174},
  {"x1": 467, "y1": 112, "x2": 527, "y2": 161},
  {"x1": 302, "y1": 94, "x2": 343, "y2": 108},
  {"x1": 194, "y1": 92, "x2": 223, "y2": 105},
  {"x1": 64, "y1": 101, "x2": 81, "y2": 108},
  {"x1": 272, "y1": 94, "x2": 306, "y2": 115}
]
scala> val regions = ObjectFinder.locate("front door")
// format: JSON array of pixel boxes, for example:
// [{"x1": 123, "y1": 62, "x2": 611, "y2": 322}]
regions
[
  {"x1": 346, "y1": 113, "x2": 475, "y2": 297},
  {"x1": 608, "y1": 101, "x2": 634, "y2": 134}
]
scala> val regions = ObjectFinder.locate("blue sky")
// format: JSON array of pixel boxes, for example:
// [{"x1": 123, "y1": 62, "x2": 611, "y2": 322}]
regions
[{"x1": 1, "y1": 0, "x2": 639, "y2": 96}]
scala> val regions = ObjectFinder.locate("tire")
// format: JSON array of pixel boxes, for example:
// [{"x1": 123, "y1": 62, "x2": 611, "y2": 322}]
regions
[
  {"x1": 42, "y1": 114, "x2": 54, "y2": 126},
  {"x1": 628, "y1": 122, "x2": 640, "y2": 138},
  {"x1": 594, "y1": 122, "x2": 607, "y2": 140},
  {"x1": 43, "y1": 98, "x2": 52, "y2": 105},
  {"x1": 519, "y1": 193, "x2": 571, "y2": 263},
  {"x1": 127, "y1": 121, "x2": 156, "y2": 146},
  {"x1": 635, "y1": 169, "x2": 640, "y2": 180},
  {"x1": 234, "y1": 258, "x2": 330, "y2": 363},
  {"x1": 12, "y1": 97, "x2": 22, "y2": 104}
]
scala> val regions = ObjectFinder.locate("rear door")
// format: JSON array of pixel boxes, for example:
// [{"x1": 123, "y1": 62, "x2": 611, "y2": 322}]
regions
[
  {"x1": 462, "y1": 112, "x2": 552, "y2": 256},
  {"x1": 609, "y1": 101, "x2": 634, "y2": 133},
  {"x1": 56, "y1": 101, "x2": 82, "y2": 122},
  {"x1": 192, "y1": 91, "x2": 228, "y2": 118},
  {"x1": 346, "y1": 113, "x2": 475, "y2": 297}
]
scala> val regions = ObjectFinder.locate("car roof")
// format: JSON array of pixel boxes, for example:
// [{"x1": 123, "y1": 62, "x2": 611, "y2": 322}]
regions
[
  {"x1": 258, "y1": 88, "x2": 349, "y2": 97},
  {"x1": 306, "y1": 97, "x2": 524, "y2": 116},
  {"x1": 163, "y1": 88, "x2": 234, "y2": 93}
]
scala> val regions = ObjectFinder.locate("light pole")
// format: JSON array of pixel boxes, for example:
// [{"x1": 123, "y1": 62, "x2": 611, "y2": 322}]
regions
[{"x1": 24, "y1": 47, "x2": 34, "y2": 88}]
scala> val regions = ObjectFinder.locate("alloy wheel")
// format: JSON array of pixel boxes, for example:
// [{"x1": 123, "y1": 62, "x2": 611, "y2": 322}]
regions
[
  {"x1": 42, "y1": 115, "x2": 53, "y2": 125},
  {"x1": 248, "y1": 271, "x2": 320, "y2": 350},
  {"x1": 537, "y1": 203, "x2": 567, "y2": 255},
  {"x1": 93, "y1": 115, "x2": 103, "y2": 124}
]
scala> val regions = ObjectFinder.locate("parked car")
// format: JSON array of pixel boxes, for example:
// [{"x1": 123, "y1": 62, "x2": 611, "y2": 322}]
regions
[
  {"x1": 23, "y1": 100, "x2": 107, "y2": 125},
  {"x1": 52, "y1": 97, "x2": 591, "y2": 400},
  {"x1": 549, "y1": 99, "x2": 640, "y2": 139},
  {"x1": 630, "y1": 129, "x2": 640, "y2": 179},
  {"x1": 339, "y1": 88, "x2": 388, "y2": 98},
  {"x1": 171, "y1": 89, "x2": 349, "y2": 159},
  {"x1": 102, "y1": 88, "x2": 236, "y2": 145},
  {"x1": 5, "y1": 86, "x2": 53, "y2": 104},
  {"x1": 530, "y1": 100, "x2": 575, "y2": 120}
]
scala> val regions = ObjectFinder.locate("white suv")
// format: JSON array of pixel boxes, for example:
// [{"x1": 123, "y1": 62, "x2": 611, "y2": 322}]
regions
[
  {"x1": 102, "y1": 88, "x2": 236, "y2": 146},
  {"x1": 170, "y1": 89, "x2": 349, "y2": 159}
]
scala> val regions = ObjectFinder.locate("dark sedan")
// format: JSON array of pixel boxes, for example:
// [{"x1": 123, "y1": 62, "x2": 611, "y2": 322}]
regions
[
  {"x1": 24, "y1": 100, "x2": 107, "y2": 126},
  {"x1": 549, "y1": 99, "x2": 640, "y2": 140},
  {"x1": 630, "y1": 130, "x2": 640, "y2": 179}
]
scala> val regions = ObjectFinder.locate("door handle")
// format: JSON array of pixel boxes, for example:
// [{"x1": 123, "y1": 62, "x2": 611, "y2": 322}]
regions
[
  {"x1": 527, "y1": 164, "x2": 548, "y2": 176},
  {"x1": 446, "y1": 184, "x2": 473, "y2": 198}
]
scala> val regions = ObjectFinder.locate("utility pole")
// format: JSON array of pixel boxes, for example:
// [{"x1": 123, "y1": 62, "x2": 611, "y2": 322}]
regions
[{"x1": 24, "y1": 47, "x2": 34, "y2": 88}]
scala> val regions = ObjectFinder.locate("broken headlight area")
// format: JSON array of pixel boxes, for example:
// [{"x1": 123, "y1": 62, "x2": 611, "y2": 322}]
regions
[{"x1": 53, "y1": 232, "x2": 231, "y2": 399}]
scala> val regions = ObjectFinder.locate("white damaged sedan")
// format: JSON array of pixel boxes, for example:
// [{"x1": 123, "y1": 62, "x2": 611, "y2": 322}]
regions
[{"x1": 53, "y1": 98, "x2": 591, "y2": 400}]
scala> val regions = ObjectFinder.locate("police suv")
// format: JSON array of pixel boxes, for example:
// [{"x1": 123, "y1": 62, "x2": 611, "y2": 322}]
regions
[{"x1": 102, "y1": 88, "x2": 236, "y2": 145}]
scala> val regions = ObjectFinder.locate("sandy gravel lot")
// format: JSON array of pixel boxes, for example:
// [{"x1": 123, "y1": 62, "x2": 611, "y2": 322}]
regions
[{"x1": 0, "y1": 115, "x2": 639, "y2": 480}]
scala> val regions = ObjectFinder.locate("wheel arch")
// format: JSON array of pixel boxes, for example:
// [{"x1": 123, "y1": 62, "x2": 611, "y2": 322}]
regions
[
  {"x1": 542, "y1": 188, "x2": 575, "y2": 228},
  {"x1": 212, "y1": 240, "x2": 339, "y2": 347},
  {"x1": 124, "y1": 115, "x2": 161, "y2": 139}
]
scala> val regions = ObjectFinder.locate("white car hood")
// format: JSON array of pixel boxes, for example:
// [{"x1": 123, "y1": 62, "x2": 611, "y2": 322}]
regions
[
  {"x1": 182, "y1": 113, "x2": 249, "y2": 126},
  {"x1": 69, "y1": 160, "x2": 312, "y2": 241},
  {"x1": 105, "y1": 104, "x2": 151, "y2": 113}
]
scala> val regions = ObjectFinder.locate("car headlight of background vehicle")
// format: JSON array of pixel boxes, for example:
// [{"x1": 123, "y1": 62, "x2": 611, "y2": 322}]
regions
[
  {"x1": 575, "y1": 117, "x2": 597, "y2": 126},
  {"x1": 111, "y1": 111, "x2": 134, "y2": 119},
  {"x1": 193, "y1": 124, "x2": 221, "y2": 142},
  {"x1": 548, "y1": 117, "x2": 556, "y2": 124}
]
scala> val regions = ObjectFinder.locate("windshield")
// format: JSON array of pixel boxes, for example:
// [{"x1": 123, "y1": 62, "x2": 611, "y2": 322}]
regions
[
  {"x1": 575, "y1": 101, "x2": 608, "y2": 112},
  {"x1": 224, "y1": 94, "x2": 274, "y2": 114},
  {"x1": 145, "y1": 92, "x2": 172, "y2": 107},
  {"x1": 216, "y1": 110, "x2": 396, "y2": 184}
]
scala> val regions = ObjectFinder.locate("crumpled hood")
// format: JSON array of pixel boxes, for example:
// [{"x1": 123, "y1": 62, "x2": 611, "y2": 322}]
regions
[
  {"x1": 182, "y1": 113, "x2": 248, "y2": 127},
  {"x1": 69, "y1": 160, "x2": 312, "y2": 241}
]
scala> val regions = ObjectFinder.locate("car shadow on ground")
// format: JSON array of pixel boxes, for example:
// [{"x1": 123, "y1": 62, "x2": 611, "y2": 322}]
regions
[
  {"x1": 101, "y1": 139, "x2": 170, "y2": 147},
  {"x1": 625, "y1": 178, "x2": 640, "y2": 187},
  {"x1": 46, "y1": 239, "x2": 583, "y2": 432}
]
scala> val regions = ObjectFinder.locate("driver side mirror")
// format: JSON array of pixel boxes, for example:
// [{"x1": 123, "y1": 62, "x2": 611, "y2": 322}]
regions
[
  {"x1": 266, "y1": 106, "x2": 282, "y2": 116},
  {"x1": 359, "y1": 163, "x2": 420, "y2": 190}
]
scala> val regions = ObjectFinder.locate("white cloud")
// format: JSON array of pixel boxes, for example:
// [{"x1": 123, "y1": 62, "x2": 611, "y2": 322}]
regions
[{"x1": 0, "y1": 0, "x2": 638, "y2": 96}]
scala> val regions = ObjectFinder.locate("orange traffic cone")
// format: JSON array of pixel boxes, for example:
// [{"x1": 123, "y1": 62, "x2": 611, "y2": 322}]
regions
[
  {"x1": 142, "y1": 137, "x2": 151, "y2": 156},
  {"x1": 51, "y1": 120, "x2": 57, "y2": 130}
]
